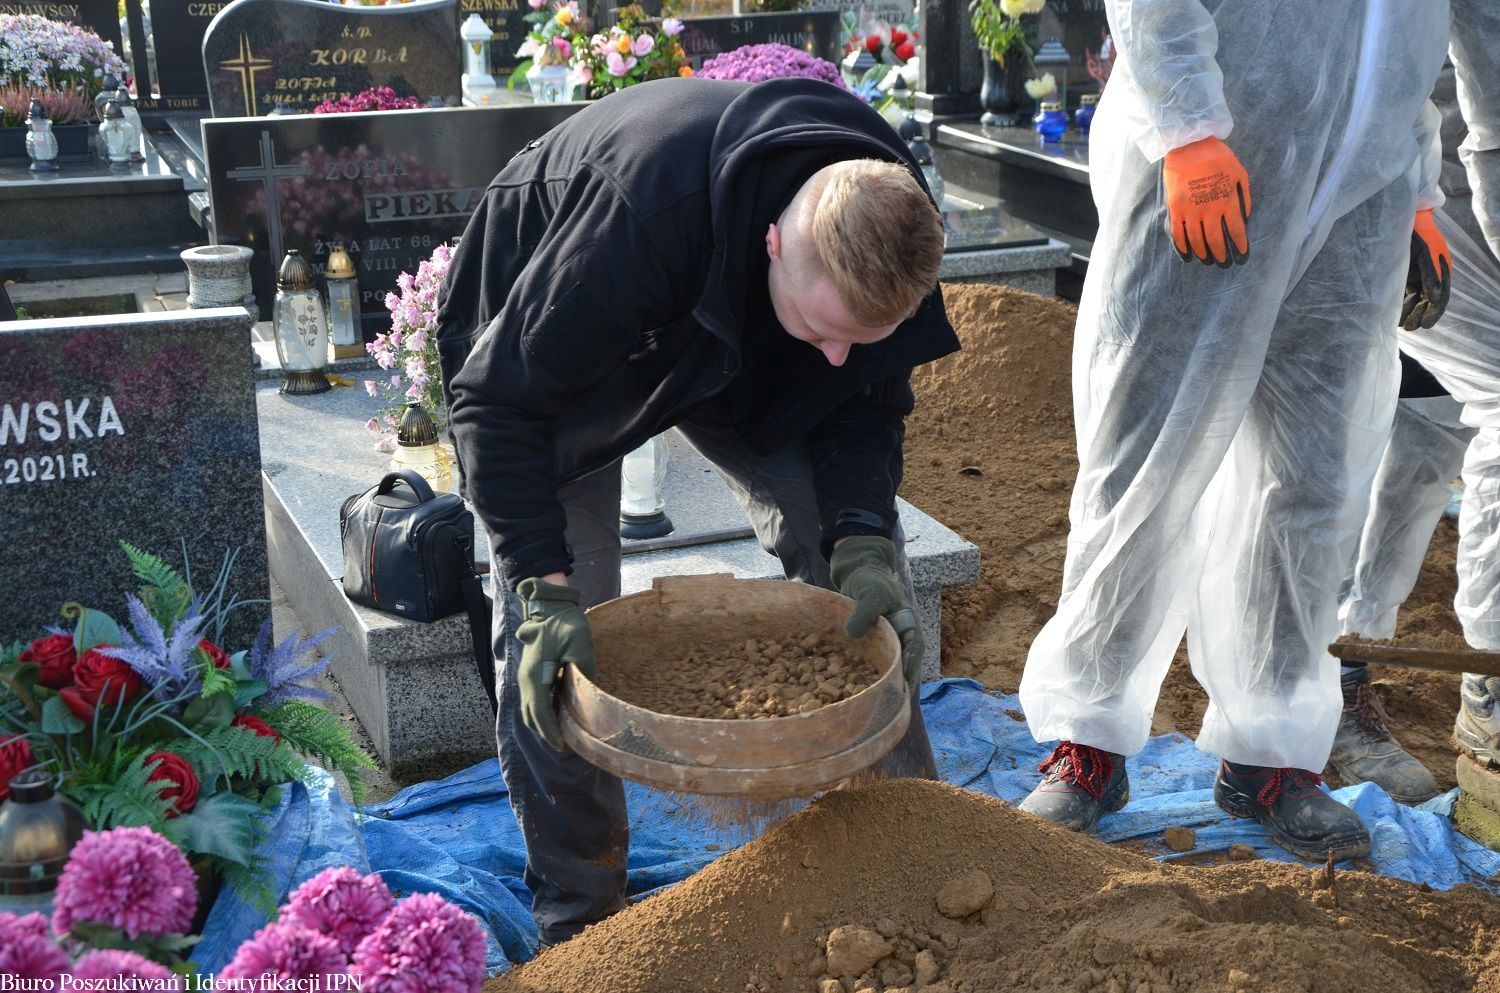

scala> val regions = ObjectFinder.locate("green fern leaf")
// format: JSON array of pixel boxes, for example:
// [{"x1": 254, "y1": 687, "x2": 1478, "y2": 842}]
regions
[
  {"x1": 120, "y1": 541, "x2": 192, "y2": 628},
  {"x1": 200, "y1": 662, "x2": 237, "y2": 700},
  {"x1": 174, "y1": 726, "x2": 309, "y2": 788},
  {"x1": 262, "y1": 701, "x2": 376, "y2": 809},
  {"x1": 70, "y1": 752, "x2": 174, "y2": 831}
]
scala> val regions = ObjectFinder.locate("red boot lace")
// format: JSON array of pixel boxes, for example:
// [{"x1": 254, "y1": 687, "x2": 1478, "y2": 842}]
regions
[
  {"x1": 1256, "y1": 768, "x2": 1323, "y2": 806},
  {"x1": 1038, "y1": 742, "x2": 1114, "y2": 800}
]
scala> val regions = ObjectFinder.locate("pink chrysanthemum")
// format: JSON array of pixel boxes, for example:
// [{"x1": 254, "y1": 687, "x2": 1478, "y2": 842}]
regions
[
  {"x1": 52, "y1": 826, "x2": 197, "y2": 939},
  {"x1": 221, "y1": 922, "x2": 348, "y2": 984},
  {"x1": 0, "y1": 913, "x2": 68, "y2": 982},
  {"x1": 279, "y1": 866, "x2": 394, "y2": 957},
  {"x1": 352, "y1": 893, "x2": 487, "y2": 993},
  {"x1": 71, "y1": 949, "x2": 179, "y2": 984}
]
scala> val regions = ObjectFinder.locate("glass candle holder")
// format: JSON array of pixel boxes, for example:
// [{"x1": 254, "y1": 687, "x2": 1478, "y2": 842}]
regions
[
  {"x1": 324, "y1": 244, "x2": 363, "y2": 360},
  {"x1": 1034, "y1": 102, "x2": 1068, "y2": 143},
  {"x1": 25, "y1": 100, "x2": 59, "y2": 172},
  {"x1": 1074, "y1": 93, "x2": 1098, "y2": 135},
  {"x1": 273, "y1": 249, "x2": 332, "y2": 395}
]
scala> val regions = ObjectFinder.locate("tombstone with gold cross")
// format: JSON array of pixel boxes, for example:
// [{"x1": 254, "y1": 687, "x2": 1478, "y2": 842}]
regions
[{"x1": 201, "y1": 0, "x2": 462, "y2": 117}]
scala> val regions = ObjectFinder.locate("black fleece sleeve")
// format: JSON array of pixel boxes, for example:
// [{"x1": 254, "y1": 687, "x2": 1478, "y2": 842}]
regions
[
  {"x1": 807, "y1": 368, "x2": 914, "y2": 560},
  {"x1": 446, "y1": 167, "x2": 680, "y2": 586}
]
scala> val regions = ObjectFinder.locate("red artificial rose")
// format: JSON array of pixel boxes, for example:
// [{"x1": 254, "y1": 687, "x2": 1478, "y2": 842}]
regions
[
  {"x1": 58, "y1": 648, "x2": 141, "y2": 721},
  {"x1": 0, "y1": 735, "x2": 35, "y2": 803},
  {"x1": 890, "y1": 27, "x2": 907, "y2": 45},
  {"x1": 145, "y1": 751, "x2": 200, "y2": 818},
  {"x1": 20, "y1": 633, "x2": 77, "y2": 689},
  {"x1": 865, "y1": 34, "x2": 881, "y2": 53},
  {"x1": 896, "y1": 41, "x2": 916, "y2": 61},
  {"x1": 231, "y1": 714, "x2": 280, "y2": 743},
  {"x1": 198, "y1": 640, "x2": 231, "y2": 669}
]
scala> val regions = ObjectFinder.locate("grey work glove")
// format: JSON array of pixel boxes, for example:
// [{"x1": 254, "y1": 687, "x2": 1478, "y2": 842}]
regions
[
  {"x1": 515, "y1": 577, "x2": 596, "y2": 751},
  {"x1": 829, "y1": 536, "x2": 925, "y2": 688}
]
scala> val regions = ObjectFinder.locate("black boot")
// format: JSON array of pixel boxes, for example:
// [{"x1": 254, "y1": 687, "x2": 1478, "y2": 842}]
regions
[
  {"x1": 1214, "y1": 761, "x2": 1370, "y2": 861},
  {"x1": 1328, "y1": 665, "x2": 1439, "y2": 803},
  {"x1": 1018, "y1": 741, "x2": 1129, "y2": 831}
]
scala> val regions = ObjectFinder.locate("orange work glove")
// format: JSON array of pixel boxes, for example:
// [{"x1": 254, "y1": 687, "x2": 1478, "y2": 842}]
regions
[
  {"x1": 1401, "y1": 209, "x2": 1452, "y2": 331},
  {"x1": 1162, "y1": 136, "x2": 1252, "y2": 267}
]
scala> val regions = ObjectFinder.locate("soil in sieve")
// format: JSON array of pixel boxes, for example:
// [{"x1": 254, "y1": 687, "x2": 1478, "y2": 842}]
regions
[
  {"x1": 485, "y1": 780, "x2": 1500, "y2": 993},
  {"x1": 593, "y1": 623, "x2": 882, "y2": 720},
  {"x1": 904, "y1": 283, "x2": 1467, "y2": 791}
]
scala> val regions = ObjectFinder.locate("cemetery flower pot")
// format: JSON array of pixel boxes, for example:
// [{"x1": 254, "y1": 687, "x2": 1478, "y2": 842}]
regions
[
  {"x1": 0, "y1": 123, "x2": 90, "y2": 162},
  {"x1": 980, "y1": 57, "x2": 1030, "y2": 128}
]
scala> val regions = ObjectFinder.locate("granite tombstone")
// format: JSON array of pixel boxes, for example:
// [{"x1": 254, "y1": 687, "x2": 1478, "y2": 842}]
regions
[
  {"x1": 203, "y1": 102, "x2": 582, "y2": 335},
  {"x1": 676, "y1": 11, "x2": 842, "y2": 69},
  {"x1": 134, "y1": 0, "x2": 227, "y2": 112},
  {"x1": 0, "y1": 0, "x2": 122, "y2": 61},
  {"x1": 456, "y1": 0, "x2": 528, "y2": 76},
  {"x1": 202, "y1": 0, "x2": 461, "y2": 117},
  {"x1": 0, "y1": 308, "x2": 268, "y2": 647}
]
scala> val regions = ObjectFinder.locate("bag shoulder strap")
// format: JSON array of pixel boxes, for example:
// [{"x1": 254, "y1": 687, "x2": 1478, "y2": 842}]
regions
[{"x1": 463, "y1": 566, "x2": 497, "y2": 715}]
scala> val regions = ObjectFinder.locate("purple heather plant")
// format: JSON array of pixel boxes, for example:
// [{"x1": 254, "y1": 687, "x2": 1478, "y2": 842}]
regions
[
  {"x1": 0, "y1": 83, "x2": 92, "y2": 127},
  {"x1": 313, "y1": 86, "x2": 422, "y2": 114},
  {"x1": 695, "y1": 43, "x2": 845, "y2": 87}
]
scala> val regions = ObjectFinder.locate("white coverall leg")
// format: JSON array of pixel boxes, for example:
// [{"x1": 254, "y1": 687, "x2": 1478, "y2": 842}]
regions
[
  {"x1": 1020, "y1": 0, "x2": 1450, "y2": 773},
  {"x1": 1341, "y1": 214, "x2": 1500, "y2": 652}
]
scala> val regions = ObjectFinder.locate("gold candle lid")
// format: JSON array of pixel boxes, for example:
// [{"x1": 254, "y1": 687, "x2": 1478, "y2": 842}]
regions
[
  {"x1": 1040, "y1": 101, "x2": 1062, "y2": 112},
  {"x1": 326, "y1": 244, "x2": 356, "y2": 279},
  {"x1": 1081, "y1": 93, "x2": 1099, "y2": 105}
]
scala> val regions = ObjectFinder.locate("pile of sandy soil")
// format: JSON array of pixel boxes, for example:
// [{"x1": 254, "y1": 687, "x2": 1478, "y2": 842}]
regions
[
  {"x1": 488, "y1": 781, "x2": 1500, "y2": 993},
  {"x1": 906, "y1": 283, "x2": 1467, "y2": 788}
]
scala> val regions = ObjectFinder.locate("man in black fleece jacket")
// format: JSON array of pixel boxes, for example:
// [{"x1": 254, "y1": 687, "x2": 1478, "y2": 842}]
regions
[{"x1": 436, "y1": 75, "x2": 959, "y2": 947}]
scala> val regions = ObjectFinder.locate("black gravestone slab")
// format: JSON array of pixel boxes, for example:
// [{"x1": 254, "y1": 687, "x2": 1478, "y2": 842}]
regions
[
  {"x1": 457, "y1": 0, "x2": 528, "y2": 76},
  {"x1": 202, "y1": 0, "x2": 461, "y2": 117},
  {"x1": 677, "y1": 11, "x2": 842, "y2": 70},
  {"x1": 204, "y1": 103, "x2": 582, "y2": 335},
  {"x1": 0, "y1": 0, "x2": 123, "y2": 60},
  {"x1": 136, "y1": 0, "x2": 226, "y2": 111},
  {"x1": 1036, "y1": 0, "x2": 1109, "y2": 103},
  {"x1": 0, "y1": 309, "x2": 268, "y2": 649}
]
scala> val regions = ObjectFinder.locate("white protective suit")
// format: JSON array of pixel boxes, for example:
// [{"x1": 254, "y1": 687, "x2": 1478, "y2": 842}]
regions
[
  {"x1": 1340, "y1": 0, "x2": 1500, "y2": 653},
  {"x1": 1021, "y1": 0, "x2": 1451, "y2": 772}
]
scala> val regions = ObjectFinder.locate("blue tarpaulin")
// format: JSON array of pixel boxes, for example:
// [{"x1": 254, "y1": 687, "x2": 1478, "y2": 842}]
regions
[{"x1": 193, "y1": 679, "x2": 1500, "y2": 973}]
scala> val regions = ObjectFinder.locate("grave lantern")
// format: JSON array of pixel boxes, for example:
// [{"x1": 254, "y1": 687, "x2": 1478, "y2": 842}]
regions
[
  {"x1": 896, "y1": 78, "x2": 943, "y2": 207},
  {"x1": 113, "y1": 85, "x2": 144, "y2": 160},
  {"x1": 0, "y1": 769, "x2": 85, "y2": 916},
  {"x1": 620, "y1": 435, "x2": 673, "y2": 539},
  {"x1": 325, "y1": 244, "x2": 363, "y2": 360},
  {"x1": 390, "y1": 401, "x2": 453, "y2": 492},
  {"x1": 97, "y1": 102, "x2": 133, "y2": 164},
  {"x1": 461, "y1": 14, "x2": 498, "y2": 106},
  {"x1": 1033, "y1": 37, "x2": 1070, "y2": 111},
  {"x1": 527, "y1": 44, "x2": 572, "y2": 104},
  {"x1": 24, "y1": 100, "x2": 59, "y2": 173},
  {"x1": 273, "y1": 249, "x2": 333, "y2": 395},
  {"x1": 93, "y1": 73, "x2": 119, "y2": 121}
]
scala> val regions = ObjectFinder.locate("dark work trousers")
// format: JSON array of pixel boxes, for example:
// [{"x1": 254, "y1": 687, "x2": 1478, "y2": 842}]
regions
[{"x1": 488, "y1": 407, "x2": 938, "y2": 947}]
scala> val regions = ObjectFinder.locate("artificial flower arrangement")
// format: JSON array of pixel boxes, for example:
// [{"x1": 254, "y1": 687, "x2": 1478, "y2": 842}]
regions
[
  {"x1": 1086, "y1": 28, "x2": 1115, "y2": 90},
  {"x1": 0, "y1": 828, "x2": 488, "y2": 991},
  {"x1": 841, "y1": 13, "x2": 920, "y2": 71},
  {"x1": 313, "y1": 85, "x2": 422, "y2": 114},
  {"x1": 969, "y1": 0, "x2": 1045, "y2": 69},
  {"x1": 363, "y1": 240, "x2": 452, "y2": 449},
  {"x1": 509, "y1": 1, "x2": 692, "y2": 99},
  {"x1": 0, "y1": 13, "x2": 128, "y2": 113},
  {"x1": 0, "y1": 544, "x2": 373, "y2": 905}
]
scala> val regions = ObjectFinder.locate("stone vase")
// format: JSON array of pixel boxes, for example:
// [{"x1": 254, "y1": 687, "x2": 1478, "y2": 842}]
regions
[
  {"x1": 181, "y1": 245, "x2": 258, "y2": 322},
  {"x1": 980, "y1": 56, "x2": 1030, "y2": 127}
]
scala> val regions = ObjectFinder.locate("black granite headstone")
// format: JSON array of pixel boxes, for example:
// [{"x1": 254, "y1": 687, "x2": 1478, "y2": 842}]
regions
[
  {"x1": 201, "y1": 0, "x2": 461, "y2": 117},
  {"x1": 1036, "y1": 0, "x2": 1109, "y2": 104},
  {"x1": 0, "y1": 0, "x2": 122, "y2": 61},
  {"x1": 0, "y1": 309, "x2": 268, "y2": 648},
  {"x1": 135, "y1": 0, "x2": 224, "y2": 111},
  {"x1": 457, "y1": 0, "x2": 529, "y2": 76},
  {"x1": 677, "y1": 11, "x2": 842, "y2": 69},
  {"x1": 204, "y1": 103, "x2": 582, "y2": 335}
]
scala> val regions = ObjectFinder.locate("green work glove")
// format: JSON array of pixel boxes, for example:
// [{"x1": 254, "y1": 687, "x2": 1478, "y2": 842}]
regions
[
  {"x1": 515, "y1": 578, "x2": 596, "y2": 751},
  {"x1": 829, "y1": 536, "x2": 925, "y2": 688}
]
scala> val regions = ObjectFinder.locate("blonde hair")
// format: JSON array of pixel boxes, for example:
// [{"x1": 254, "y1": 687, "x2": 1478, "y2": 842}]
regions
[{"x1": 806, "y1": 159, "x2": 944, "y2": 327}]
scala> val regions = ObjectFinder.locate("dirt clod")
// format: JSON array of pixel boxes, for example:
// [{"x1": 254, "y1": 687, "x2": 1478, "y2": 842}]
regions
[
  {"x1": 913, "y1": 950, "x2": 940, "y2": 987},
  {"x1": 825, "y1": 926, "x2": 892, "y2": 978},
  {"x1": 1229, "y1": 844, "x2": 1259, "y2": 862},
  {"x1": 1163, "y1": 827, "x2": 1197, "y2": 853},
  {"x1": 935, "y1": 868, "x2": 993, "y2": 919}
]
